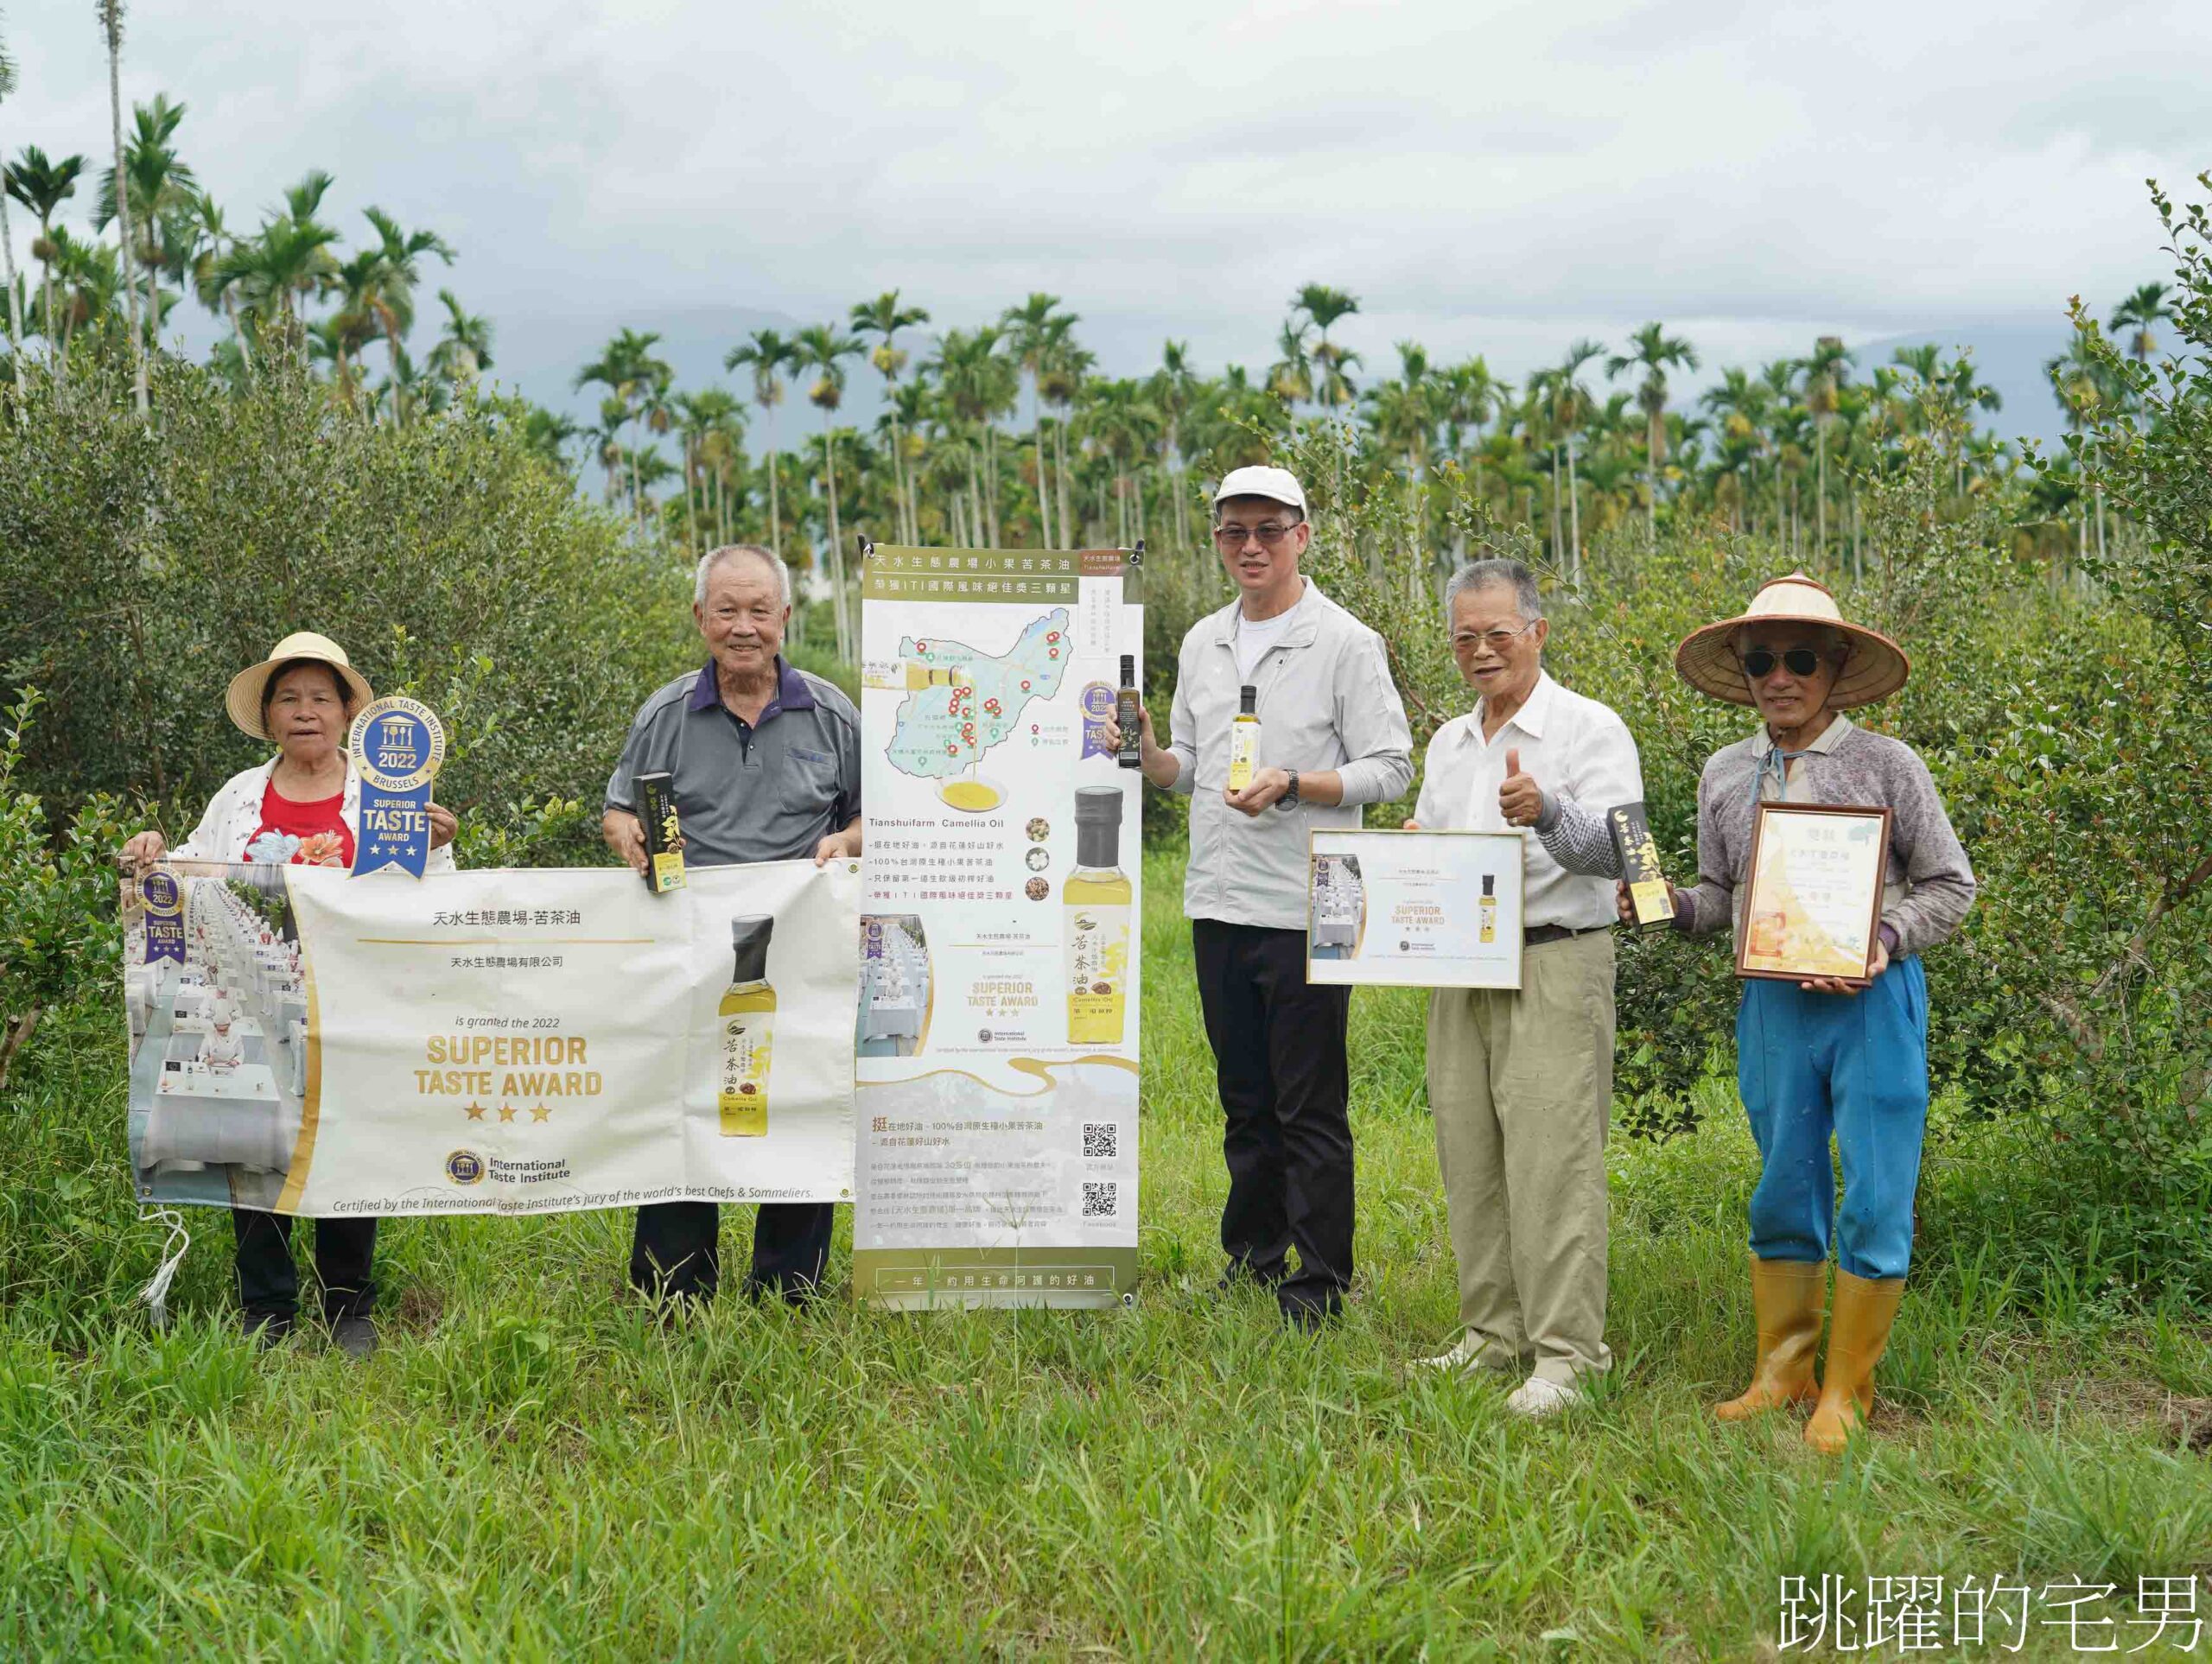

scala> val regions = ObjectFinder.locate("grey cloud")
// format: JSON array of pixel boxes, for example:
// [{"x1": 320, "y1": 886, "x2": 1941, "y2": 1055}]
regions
[{"x1": 2, "y1": 0, "x2": 2202, "y2": 450}]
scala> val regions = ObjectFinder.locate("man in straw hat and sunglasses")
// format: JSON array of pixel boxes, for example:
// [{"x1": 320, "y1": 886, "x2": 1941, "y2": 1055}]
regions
[{"x1": 1633, "y1": 574, "x2": 1974, "y2": 1452}]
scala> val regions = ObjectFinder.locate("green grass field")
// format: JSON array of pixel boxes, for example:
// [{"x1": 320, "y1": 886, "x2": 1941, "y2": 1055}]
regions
[{"x1": 3, "y1": 853, "x2": 2209, "y2": 1659}]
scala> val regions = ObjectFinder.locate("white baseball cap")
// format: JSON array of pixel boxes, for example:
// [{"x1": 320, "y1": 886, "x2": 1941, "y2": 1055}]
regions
[{"x1": 1212, "y1": 465, "x2": 1307, "y2": 516}]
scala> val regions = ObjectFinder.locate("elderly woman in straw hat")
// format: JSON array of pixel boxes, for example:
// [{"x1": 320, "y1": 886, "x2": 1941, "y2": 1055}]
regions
[
  {"x1": 121, "y1": 632, "x2": 458, "y2": 1357},
  {"x1": 1624, "y1": 575, "x2": 1975, "y2": 1453}
]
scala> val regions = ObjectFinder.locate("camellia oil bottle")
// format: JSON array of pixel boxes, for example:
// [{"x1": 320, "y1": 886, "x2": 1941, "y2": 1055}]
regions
[
  {"x1": 1479, "y1": 873, "x2": 1497, "y2": 944},
  {"x1": 718, "y1": 915, "x2": 776, "y2": 1136},
  {"x1": 1226, "y1": 685, "x2": 1262, "y2": 792},
  {"x1": 1065, "y1": 785, "x2": 1131, "y2": 1046},
  {"x1": 1116, "y1": 655, "x2": 1142, "y2": 770}
]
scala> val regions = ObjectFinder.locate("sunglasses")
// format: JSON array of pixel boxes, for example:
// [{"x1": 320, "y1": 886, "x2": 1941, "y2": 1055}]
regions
[
  {"x1": 1211, "y1": 521, "x2": 1303, "y2": 549},
  {"x1": 1739, "y1": 648, "x2": 1825, "y2": 680}
]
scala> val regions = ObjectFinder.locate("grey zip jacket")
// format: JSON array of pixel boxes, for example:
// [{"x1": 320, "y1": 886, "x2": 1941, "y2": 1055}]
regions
[{"x1": 1169, "y1": 580, "x2": 1414, "y2": 930}]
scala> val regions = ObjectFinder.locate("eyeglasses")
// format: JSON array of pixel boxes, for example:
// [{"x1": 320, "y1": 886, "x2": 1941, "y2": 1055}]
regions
[
  {"x1": 1739, "y1": 648, "x2": 1824, "y2": 680},
  {"x1": 1211, "y1": 522, "x2": 1302, "y2": 550},
  {"x1": 1450, "y1": 622, "x2": 1537, "y2": 655}
]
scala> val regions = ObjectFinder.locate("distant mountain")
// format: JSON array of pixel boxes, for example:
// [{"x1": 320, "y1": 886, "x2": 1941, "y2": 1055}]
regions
[{"x1": 1848, "y1": 319, "x2": 2078, "y2": 451}]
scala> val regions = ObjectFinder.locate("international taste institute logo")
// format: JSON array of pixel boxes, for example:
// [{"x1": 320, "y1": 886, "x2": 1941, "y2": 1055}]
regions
[
  {"x1": 348, "y1": 697, "x2": 446, "y2": 793},
  {"x1": 446, "y1": 1149, "x2": 486, "y2": 1185}
]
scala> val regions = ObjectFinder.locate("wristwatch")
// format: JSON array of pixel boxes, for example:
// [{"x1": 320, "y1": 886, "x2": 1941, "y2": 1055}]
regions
[{"x1": 1275, "y1": 768, "x2": 1301, "y2": 810}]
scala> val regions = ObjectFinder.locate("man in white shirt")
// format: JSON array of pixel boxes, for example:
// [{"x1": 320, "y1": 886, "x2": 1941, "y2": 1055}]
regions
[
  {"x1": 1407, "y1": 558, "x2": 1643, "y2": 1416},
  {"x1": 1121, "y1": 465, "x2": 1414, "y2": 1327}
]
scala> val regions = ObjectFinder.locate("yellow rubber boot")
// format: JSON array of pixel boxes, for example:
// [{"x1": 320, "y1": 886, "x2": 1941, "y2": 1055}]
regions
[
  {"x1": 1805, "y1": 1270, "x2": 1904, "y2": 1454},
  {"x1": 1714, "y1": 1256, "x2": 1827, "y2": 1421}
]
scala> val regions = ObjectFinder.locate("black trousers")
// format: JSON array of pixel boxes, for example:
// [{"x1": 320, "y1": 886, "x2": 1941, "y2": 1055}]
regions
[
  {"x1": 1192, "y1": 918, "x2": 1356, "y2": 1318},
  {"x1": 232, "y1": 1208, "x2": 378, "y2": 1324},
  {"x1": 628, "y1": 1203, "x2": 836, "y2": 1305}
]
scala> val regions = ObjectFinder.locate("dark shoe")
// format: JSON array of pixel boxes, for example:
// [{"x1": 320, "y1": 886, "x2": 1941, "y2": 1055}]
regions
[
  {"x1": 1217, "y1": 1260, "x2": 1287, "y2": 1294},
  {"x1": 743, "y1": 1277, "x2": 823, "y2": 1308},
  {"x1": 648, "y1": 1289, "x2": 711, "y2": 1328},
  {"x1": 331, "y1": 1314, "x2": 378, "y2": 1360},
  {"x1": 242, "y1": 1312, "x2": 295, "y2": 1350},
  {"x1": 1279, "y1": 1298, "x2": 1340, "y2": 1333}
]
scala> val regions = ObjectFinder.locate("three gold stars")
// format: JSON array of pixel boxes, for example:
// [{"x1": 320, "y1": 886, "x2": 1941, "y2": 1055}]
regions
[{"x1": 462, "y1": 1101, "x2": 552, "y2": 1125}]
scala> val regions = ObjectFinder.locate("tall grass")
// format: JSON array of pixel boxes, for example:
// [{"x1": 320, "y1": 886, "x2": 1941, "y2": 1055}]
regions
[{"x1": 0, "y1": 854, "x2": 2206, "y2": 1658}]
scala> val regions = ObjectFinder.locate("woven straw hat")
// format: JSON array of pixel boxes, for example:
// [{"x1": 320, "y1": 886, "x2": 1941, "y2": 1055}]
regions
[
  {"x1": 1673, "y1": 573, "x2": 1909, "y2": 709},
  {"x1": 223, "y1": 632, "x2": 375, "y2": 742}
]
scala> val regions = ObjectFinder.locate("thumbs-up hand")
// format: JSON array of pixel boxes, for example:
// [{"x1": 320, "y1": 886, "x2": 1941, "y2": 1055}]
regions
[{"x1": 1498, "y1": 746, "x2": 1545, "y2": 828}]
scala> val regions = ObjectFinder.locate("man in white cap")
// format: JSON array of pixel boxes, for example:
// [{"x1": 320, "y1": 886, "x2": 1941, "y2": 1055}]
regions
[{"x1": 1120, "y1": 465, "x2": 1413, "y2": 1326}]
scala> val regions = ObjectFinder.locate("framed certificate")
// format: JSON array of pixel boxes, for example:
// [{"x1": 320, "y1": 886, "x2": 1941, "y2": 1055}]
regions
[
  {"x1": 1306, "y1": 828, "x2": 1524, "y2": 989},
  {"x1": 1736, "y1": 803, "x2": 1892, "y2": 985}
]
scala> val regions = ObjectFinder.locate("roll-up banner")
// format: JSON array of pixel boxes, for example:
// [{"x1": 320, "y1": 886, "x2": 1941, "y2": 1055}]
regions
[{"x1": 855, "y1": 546, "x2": 1142, "y2": 1309}]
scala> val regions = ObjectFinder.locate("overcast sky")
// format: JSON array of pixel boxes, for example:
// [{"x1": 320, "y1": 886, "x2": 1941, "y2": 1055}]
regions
[{"x1": 6, "y1": 0, "x2": 2208, "y2": 436}]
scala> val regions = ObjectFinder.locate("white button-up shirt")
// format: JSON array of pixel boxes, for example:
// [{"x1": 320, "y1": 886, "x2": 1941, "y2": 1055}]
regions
[{"x1": 1413, "y1": 670, "x2": 1643, "y2": 931}]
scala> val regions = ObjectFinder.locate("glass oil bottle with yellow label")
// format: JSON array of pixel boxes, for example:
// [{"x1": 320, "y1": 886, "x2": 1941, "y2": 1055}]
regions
[
  {"x1": 718, "y1": 915, "x2": 775, "y2": 1136},
  {"x1": 1226, "y1": 685, "x2": 1262, "y2": 792},
  {"x1": 1065, "y1": 786, "x2": 1131, "y2": 1047},
  {"x1": 1479, "y1": 873, "x2": 1497, "y2": 944}
]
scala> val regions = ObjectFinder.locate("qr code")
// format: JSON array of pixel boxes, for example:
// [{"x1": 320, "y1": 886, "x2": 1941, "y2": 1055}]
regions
[
  {"x1": 1081, "y1": 1181, "x2": 1118, "y2": 1218},
  {"x1": 1082, "y1": 1122, "x2": 1118, "y2": 1159}
]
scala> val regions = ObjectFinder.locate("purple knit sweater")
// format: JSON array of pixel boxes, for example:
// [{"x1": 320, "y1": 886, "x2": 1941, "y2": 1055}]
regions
[{"x1": 1678, "y1": 719, "x2": 1977, "y2": 958}]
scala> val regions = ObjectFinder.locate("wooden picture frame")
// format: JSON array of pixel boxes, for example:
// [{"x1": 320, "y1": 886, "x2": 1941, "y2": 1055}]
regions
[{"x1": 1735, "y1": 802, "x2": 1893, "y2": 986}]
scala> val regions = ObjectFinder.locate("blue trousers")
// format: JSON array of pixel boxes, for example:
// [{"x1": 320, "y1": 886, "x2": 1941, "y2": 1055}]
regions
[{"x1": 1735, "y1": 956, "x2": 1929, "y2": 1280}]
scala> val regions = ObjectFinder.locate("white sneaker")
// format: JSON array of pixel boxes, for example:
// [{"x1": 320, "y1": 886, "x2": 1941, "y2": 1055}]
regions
[
  {"x1": 1505, "y1": 1375, "x2": 1586, "y2": 1419},
  {"x1": 1414, "y1": 1333, "x2": 1519, "y2": 1376}
]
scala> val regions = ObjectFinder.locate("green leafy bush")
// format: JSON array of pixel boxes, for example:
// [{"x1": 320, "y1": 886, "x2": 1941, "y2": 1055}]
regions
[
  {"x1": 0, "y1": 342, "x2": 699, "y2": 866},
  {"x1": 0, "y1": 691, "x2": 125, "y2": 1092}
]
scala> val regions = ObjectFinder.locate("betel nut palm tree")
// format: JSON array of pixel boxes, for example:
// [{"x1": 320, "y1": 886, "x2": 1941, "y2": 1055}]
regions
[
  {"x1": 727, "y1": 327, "x2": 796, "y2": 556},
  {"x1": 359, "y1": 206, "x2": 454, "y2": 424},
  {"x1": 0, "y1": 16, "x2": 22, "y2": 356},
  {"x1": 94, "y1": 0, "x2": 147, "y2": 415},
  {"x1": 1000, "y1": 291, "x2": 1071, "y2": 549},
  {"x1": 1607, "y1": 321, "x2": 1699, "y2": 547},
  {"x1": 794, "y1": 321, "x2": 862, "y2": 662},
  {"x1": 853, "y1": 289, "x2": 931, "y2": 544},
  {"x1": 5, "y1": 145, "x2": 86, "y2": 370}
]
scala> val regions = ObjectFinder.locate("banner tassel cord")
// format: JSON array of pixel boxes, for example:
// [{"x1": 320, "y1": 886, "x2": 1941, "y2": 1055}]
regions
[{"x1": 137, "y1": 1206, "x2": 191, "y2": 1331}]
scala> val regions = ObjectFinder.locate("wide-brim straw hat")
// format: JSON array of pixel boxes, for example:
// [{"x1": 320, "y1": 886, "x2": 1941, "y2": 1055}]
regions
[
  {"x1": 1673, "y1": 573, "x2": 1910, "y2": 709},
  {"x1": 224, "y1": 632, "x2": 376, "y2": 742}
]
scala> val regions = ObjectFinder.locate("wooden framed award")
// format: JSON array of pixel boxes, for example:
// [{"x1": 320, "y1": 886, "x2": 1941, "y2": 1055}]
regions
[{"x1": 1735, "y1": 803, "x2": 1892, "y2": 986}]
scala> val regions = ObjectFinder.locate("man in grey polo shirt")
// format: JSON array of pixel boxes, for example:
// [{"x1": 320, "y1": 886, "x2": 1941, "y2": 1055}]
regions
[
  {"x1": 604, "y1": 543, "x2": 862, "y2": 1306},
  {"x1": 1123, "y1": 465, "x2": 1414, "y2": 1326}
]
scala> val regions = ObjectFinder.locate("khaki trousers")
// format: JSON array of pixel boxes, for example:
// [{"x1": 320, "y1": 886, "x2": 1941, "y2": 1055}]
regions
[{"x1": 1425, "y1": 929, "x2": 1616, "y2": 1385}]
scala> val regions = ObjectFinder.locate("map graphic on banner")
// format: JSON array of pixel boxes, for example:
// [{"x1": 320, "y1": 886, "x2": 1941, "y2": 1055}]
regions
[
  {"x1": 857, "y1": 546, "x2": 1141, "y2": 1309},
  {"x1": 882, "y1": 608, "x2": 1073, "y2": 779},
  {"x1": 120, "y1": 859, "x2": 858, "y2": 1216}
]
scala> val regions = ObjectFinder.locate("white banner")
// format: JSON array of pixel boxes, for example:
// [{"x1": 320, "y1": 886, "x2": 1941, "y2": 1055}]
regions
[
  {"x1": 124, "y1": 859, "x2": 858, "y2": 1216},
  {"x1": 854, "y1": 546, "x2": 1142, "y2": 1308}
]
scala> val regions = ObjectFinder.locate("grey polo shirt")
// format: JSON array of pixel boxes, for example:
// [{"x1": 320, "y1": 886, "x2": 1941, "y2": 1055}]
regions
[{"x1": 605, "y1": 657, "x2": 862, "y2": 866}]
